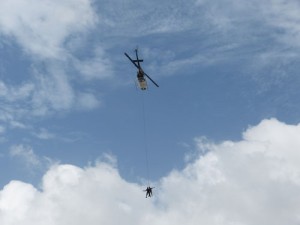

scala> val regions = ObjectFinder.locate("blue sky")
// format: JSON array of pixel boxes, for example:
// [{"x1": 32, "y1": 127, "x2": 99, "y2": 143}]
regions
[{"x1": 1, "y1": 0, "x2": 300, "y2": 224}]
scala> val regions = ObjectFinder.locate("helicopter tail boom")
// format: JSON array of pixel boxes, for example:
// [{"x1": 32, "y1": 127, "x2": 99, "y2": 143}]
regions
[{"x1": 124, "y1": 52, "x2": 140, "y2": 69}]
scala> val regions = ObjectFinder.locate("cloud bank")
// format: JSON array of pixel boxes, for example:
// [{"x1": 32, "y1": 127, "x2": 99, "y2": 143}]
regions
[
  {"x1": 1, "y1": 118, "x2": 300, "y2": 225},
  {"x1": 0, "y1": 0, "x2": 105, "y2": 131},
  {"x1": 0, "y1": 0, "x2": 97, "y2": 58}
]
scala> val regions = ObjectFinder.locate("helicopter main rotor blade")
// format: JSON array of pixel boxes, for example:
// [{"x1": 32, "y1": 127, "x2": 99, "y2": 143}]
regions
[
  {"x1": 144, "y1": 72, "x2": 159, "y2": 87},
  {"x1": 124, "y1": 52, "x2": 140, "y2": 69}
]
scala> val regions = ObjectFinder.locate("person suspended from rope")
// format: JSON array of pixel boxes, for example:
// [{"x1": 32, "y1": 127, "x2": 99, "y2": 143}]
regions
[{"x1": 144, "y1": 186, "x2": 155, "y2": 198}]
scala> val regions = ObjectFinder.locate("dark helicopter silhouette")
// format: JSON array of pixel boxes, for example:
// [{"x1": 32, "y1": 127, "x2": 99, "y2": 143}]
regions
[{"x1": 124, "y1": 49, "x2": 159, "y2": 90}]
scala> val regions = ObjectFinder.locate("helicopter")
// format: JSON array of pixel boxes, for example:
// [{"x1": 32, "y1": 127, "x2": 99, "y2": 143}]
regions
[{"x1": 124, "y1": 49, "x2": 159, "y2": 90}]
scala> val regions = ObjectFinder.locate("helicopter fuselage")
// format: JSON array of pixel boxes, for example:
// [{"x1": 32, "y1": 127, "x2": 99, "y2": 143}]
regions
[{"x1": 137, "y1": 70, "x2": 147, "y2": 90}]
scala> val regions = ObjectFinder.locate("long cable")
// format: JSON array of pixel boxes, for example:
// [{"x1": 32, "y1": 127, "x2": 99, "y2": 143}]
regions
[{"x1": 141, "y1": 91, "x2": 150, "y2": 186}]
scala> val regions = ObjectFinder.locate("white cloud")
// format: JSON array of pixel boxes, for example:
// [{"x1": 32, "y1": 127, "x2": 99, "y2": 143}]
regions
[
  {"x1": 76, "y1": 92, "x2": 101, "y2": 111},
  {"x1": 1, "y1": 118, "x2": 300, "y2": 224},
  {"x1": 262, "y1": 0, "x2": 300, "y2": 47},
  {"x1": 9, "y1": 121, "x2": 27, "y2": 129},
  {"x1": 0, "y1": 0, "x2": 109, "y2": 125},
  {"x1": 0, "y1": 0, "x2": 97, "y2": 59},
  {"x1": 155, "y1": 118, "x2": 300, "y2": 224},
  {"x1": 0, "y1": 62, "x2": 102, "y2": 119},
  {"x1": 0, "y1": 163, "x2": 149, "y2": 225},
  {"x1": 197, "y1": 0, "x2": 300, "y2": 50},
  {"x1": 0, "y1": 56, "x2": 105, "y2": 123},
  {"x1": 0, "y1": 125, "x2": 6, "y2": 134},
  {"x1": 95, "y1": 0, "x2": 203, "y2": 36},
  {"x1": 10, "y1": 144, "x2": 41, "y2": 168},
  {"x1": 74, "y1": 47, "x2": 114, "y2": 81},
  {"x1": 33, "y1": 128, "x2": 55, "y2": 140},
  {"x1": 0, "y1": 81, "x2": 34, "y2": 102},
  {"x1": 32, "y1": 65, "x2": 75, "y2": 113}
]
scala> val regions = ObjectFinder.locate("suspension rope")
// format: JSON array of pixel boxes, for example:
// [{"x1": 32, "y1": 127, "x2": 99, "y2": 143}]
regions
[{"x1": 141, "y1": 91, "x2": 150, "y2": 186}]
